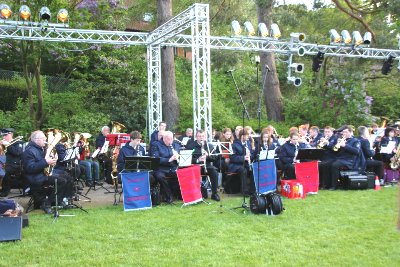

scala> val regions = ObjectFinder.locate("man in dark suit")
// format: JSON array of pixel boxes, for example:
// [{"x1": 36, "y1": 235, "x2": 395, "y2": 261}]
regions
[
  {"x1": 95, "y1": 126, "x2": 112, "y2": 184},
  {"x1": 279, "y1": 132, "x2": 308, "y2": 180},
  {"x1": 150, "y1": 121, "x2": 167, "y2": 146}
]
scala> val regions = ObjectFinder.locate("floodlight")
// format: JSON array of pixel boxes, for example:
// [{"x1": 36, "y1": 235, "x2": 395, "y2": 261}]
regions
[
  {"x1": 39, "y1": 7, "x2": 51, "y2": 21},
  {"x1": 258, "y1": 23, "x2": 269, "y2": 37},
  {"x1": 270, "y1": 23, "x2": 281, "y2": 39},
  {"x1": 290, "y1": 32, "x2": 306, "y2": 42},
  {"x1": 231, "y1": 20, "x2": 241, "y2": 36},
  {"x1": 288, "y1": 76, "x2": 302, "y2": 87},
  {"x1": 329, "y1": 29, "x2": 341, "y2": 43},
  {"x1": 289, "y1": 63, "x2": 304, "y2": 73},
  {"x1": 352, "y1": 31, "x2": 363, "y2": 46},
  {"x1": 381, "y1": 55, "x2": 395, "y2": 75},
  {"x1": 292, "y1": 46, "x2": 305, "y2": 56},
  {"x1": 341, "y1": 30, "x2": 352, "y2": 44},
  {"x1": 244, "y1": 21, "x2": 255, "y2": 36},
  {"x1": 0, "y1": 4, "x2": 12, "y2": 19},
  {"x1": 363, "y1": 32, "x2": 372, "y2": 44},
  {"x1": 19, "y1": 5, "x2": 31, "y2": 21},
  {"x1": 57, "y1": 9, "x2": 69, "y2": 23},
  {"x1": 312, "y1": 51, "x2": 325, "y2": 72}
]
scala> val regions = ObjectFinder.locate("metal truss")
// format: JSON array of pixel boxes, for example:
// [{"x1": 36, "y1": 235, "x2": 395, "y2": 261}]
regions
[{"x1": 147, "y1": 45, "x2": 162, "y2": 138}]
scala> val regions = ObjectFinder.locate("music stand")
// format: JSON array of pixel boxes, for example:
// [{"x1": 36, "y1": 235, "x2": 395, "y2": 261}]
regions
[
  {"x1": 296, "y1": 148, "x2": 324, "y2": 162},
  {"x1": 124, "y1": 156, "x2": 160, "y2": 172}
]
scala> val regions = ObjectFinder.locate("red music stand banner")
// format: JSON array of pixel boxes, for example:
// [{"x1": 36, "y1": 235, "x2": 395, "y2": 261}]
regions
[
  {"x1": 176, "y1": 165, "x2": 203, "y2": 205},
  {"x1": 295, "y1": 161, "x2": 319, "y2": 194}
]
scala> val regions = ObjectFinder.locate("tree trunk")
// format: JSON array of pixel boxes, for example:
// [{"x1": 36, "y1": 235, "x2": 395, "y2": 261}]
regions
[
  {"x1": 256, "y1": 0, "x2": 284, "y2": 121},
  {"x1": 157, "y1": 0, "x2": 179, "y2": 130}
]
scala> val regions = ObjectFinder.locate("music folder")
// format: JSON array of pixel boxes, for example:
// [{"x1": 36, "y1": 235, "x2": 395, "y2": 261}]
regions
[
  {"x1": 123, "y1": 156, "x2": 160, "y2": 171},
  {"x1": 296, "y1": 148, "x2": 324, "y2": 161}
]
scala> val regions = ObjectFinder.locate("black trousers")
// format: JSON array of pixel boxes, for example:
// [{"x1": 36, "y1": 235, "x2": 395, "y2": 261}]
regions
[
  {"x1": 202, "y1": 165, "x2": 218, "y2": 195},
  {"x1": 330, "y1": 160, "x2": 350, "y2": 188},
  {"x1": 1, "y1": 165, "x2": 24, "y2": 193},
  {"x1": 32, "y1": 174, "x2": 71, "y2": 207},
  {"x1": 366, "y1": 159, "x2": 384, "y2": 180},
  {"x1": 153, "y1": 170, "x2": 175, "y2": 199},
  {"x1": 318, "y1": 160, "x2": 334, "y2": 189},
  {"x1": 282, "y1": 164, "x2": 296, "y2": 180}
]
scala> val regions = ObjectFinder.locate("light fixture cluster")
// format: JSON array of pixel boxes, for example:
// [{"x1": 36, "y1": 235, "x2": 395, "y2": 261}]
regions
[
  {"x1": 231, "y1": 20, "x2": 281, "y2": 39},
  {"x1": 329, "y1": 29, "x2": 372, "y2": 46},
  {"x1": 0, "y1": 4, "x2": 69, "y2": 25}
]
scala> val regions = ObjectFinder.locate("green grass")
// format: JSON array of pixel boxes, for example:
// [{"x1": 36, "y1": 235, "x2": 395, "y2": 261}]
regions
[{"x1": 1, "y1": 187, "x2": 399, "y2": 267}]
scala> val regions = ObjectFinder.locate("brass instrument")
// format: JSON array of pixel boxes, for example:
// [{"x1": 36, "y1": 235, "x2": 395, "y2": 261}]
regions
[
  {"x1": 316, "y1": 137, "x2": 329, "y2": 149},
  {"x1": 333, "y1": 138, "x2": 345, "y2": 152},
  {"x1": 390, "y1": 143, "x2": 400, "y2": 170},
  {"x1": 1, "y1": 136, "x2": 23, "y2": 154},
  {"x1": 81, "y1": 133, "x2": 92, "y2": 157},
  {"x1": 111, "y1": 121, "x2": 126, "y2": 133},
  {"x1": 381, "y1": 117, "x2": 389, "y2": 128},
  {"x1": 44, "y1": 130, "x2": 62, "y2": 176}
]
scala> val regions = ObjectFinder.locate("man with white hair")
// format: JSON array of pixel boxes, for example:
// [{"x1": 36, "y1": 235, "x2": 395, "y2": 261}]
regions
[
  {"x1": 95, "y1": 125, "x2": 112, "y2": 184},
  {"x1": 152, "y1": 131, "x2": 180, "y2": 204}
]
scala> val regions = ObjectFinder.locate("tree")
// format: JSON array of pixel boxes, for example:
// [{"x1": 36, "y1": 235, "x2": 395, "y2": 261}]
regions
[
  {"x1": 256, "y1": 0, "x2": 284, "y2": 121},
  {"x1": 157, "y1": 0, "x2": 180, "y2": 130}
]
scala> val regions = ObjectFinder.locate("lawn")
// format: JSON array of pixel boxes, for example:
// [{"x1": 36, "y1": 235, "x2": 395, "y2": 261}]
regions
[{"x1": 0, "y1": 187, "x2": 399, "y2": 267}]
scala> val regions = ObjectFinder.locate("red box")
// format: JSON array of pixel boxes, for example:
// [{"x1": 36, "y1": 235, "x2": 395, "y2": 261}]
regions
[
  {"x1": 280, "y1": 180, "x2": 305, "y2": 199},
  {"x1": 295, "y1": 161, "x2": 319, "y2": 194},
  {"x1": 106, "y1": 133, "x2": 130, "y2": 146}
]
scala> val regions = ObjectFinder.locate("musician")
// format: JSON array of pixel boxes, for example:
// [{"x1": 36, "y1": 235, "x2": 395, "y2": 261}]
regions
[
  {"x1": 186, "y1": 130, "x2": 220, "y2": 201},
  {"x1": 228, "y1": 129, "x2": 252, "y2": 195},
  {"x1": 318, "y1": 126, "x2": 337, "y2": 189},
  {"x1": 309, "y1": 126, "x2": 322, "y2": 148},
  {"x1": 95, "y1": 126, "x2": 112, "y2": 184},
  {"x1": 358, "y1": 126, "x2": 384, "y2": 185},
  {"x1": 298, "y1": 124, "x2": 309, "y2": 143},
  {"x1": 0, "y1": 128, "x2": 24, "y2": 197},
  {"x1": 379, "y1": 127, "x2": 399, "y2": 164},
  {"x1": 279, "y1": 132, "x2": 308, "y2": 180},
  {"x1": 234, "y1": 126, "x2": 243, "y2": 141},
  {"x1": 76, "y1": 138, "x2": 100, "y2": 187},
  {"x1": 244, "y1": 126, "x2": 256, "y2": 155},
  {"x1": 152, "y1": 131, "x2": 180, "y2": 204},
  {"x1": 117, "y1": 131, "x2": 146, "y2": 173},
  {"x1": 149, "y1": 130, "x2": 165, "y2": 156},
  {"x1": 177, "y1": 128, "x2": 193, "y2": 147},
  {"x1": 257, "y1": 131, "x2": 283, "y2": 182},
  {"x1": 263, "y1": 125, "x2": 282, "y2": 154},
  {"x1": 329, "y1": 126, "x2": 363, "y2": 190},
  {"x1": 150, "y1": 121, "x2": 167, "y2": 146},
  {"x1": 22, "y1": 131, "x2": 72, "y2": 214},
  {"x1": 53, "y1": 136, "x2": 82, "y2": 182}
]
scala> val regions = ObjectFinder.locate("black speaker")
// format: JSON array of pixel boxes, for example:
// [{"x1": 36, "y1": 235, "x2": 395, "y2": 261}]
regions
[{"x1": 0, "y1": 216, "x2": 22, "y2": 242}]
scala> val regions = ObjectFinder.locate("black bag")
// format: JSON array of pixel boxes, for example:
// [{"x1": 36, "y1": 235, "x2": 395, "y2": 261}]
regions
[
  {"x1": 150, "y1": 184, "x2": 161, "y2": 206},
  {"x1": 365, "y1": 171, "x2": 376, "y2": 189},
  {"x1": 342, "y1": 175, "x2": 368, "y2": 190}
]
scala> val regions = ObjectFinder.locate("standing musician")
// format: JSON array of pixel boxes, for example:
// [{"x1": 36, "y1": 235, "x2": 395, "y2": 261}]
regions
[
  {"x1": 152, "y1": 131, "x2": 180, "y2": 204},
  {"x1": 328, "y1": 126, "x2": 363, "y2": 190},
  {"x1": 358, "y1": 126, "x2": 384, "y2": 185},
  {"x1": 150, "y1": 121, "x2": 167, "y2": 146},
  {"x1": 186, "y1": 130, "x2": 220, "y2": 201},
  {"x1": 22, "y1": 131, "x2": 73, "y2": 214},
  {"x1": 279, "y1": 132, "x2": 308, "y2": 180},
  {"x1": 309, "y1": 126, "x2": 323, "y2": 148},
  {"x1": 0, "y1": 128, "x2": 24, "y2": 197},
  {"x1": 95, "y1": 126, "x2": 113, "y2": 184}
]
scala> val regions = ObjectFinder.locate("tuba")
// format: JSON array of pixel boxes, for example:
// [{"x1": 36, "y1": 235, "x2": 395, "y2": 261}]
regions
[
  {"x1": 390, "y1": 143, "x2": 400, "y2": 170},
  {"x1": 111, "y1": 121, "x2": 126, "y2": 133}
]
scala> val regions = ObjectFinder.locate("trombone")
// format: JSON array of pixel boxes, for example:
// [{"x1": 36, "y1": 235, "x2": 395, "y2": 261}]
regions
[{"x1": 1, "y1": 136, "x2": 23, "y2": 154}]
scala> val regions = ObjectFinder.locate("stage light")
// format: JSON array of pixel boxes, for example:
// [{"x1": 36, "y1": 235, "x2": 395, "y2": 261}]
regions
[
  {"x1": 341, "y1": 30, "x2": 351, "y2": 44},
  {"x1": 363, "y1": 32, "x2": 372, "y2": 44},
  {"x1": 290, "y1": 32, "x2": 306, "y2": 42},
  {"x1": 19, "y1": 5, "x2": 31, "y2": 21},
  {"x1": 329, "y1": 29, "x2": 341, "y2": 43},
  {"x1": 57, "y1": 9, "x2": 69, "y2": 23},
  {"x1": 0, "y1": 4, "x2": 12, "y2": 19},
  {"x1": 258, "y1": 23, "x2": 269, "y2": 37},
  {"x1": 312, "y1": 51, "x2": 325, "y2": 72},
  {"x1": 288, "y1": 76, "x2": 302, "y2": 87},
  {"x1": 381, "y1": 55, "x2": 395, "y2": 75},
  {"x1": 352, "y1": 31, "x2": 363, "y2": 46},
  {"x1": 270, "y1": 23, "x2": 281, "y2": 39},
  {"x1": 244, "y1": 21, "x2": 255, "y2": 36},
  {"x1": 39, "y1": 7, "x2": 51, "y2": 21},
  {"x1": 289, "y1": 63, "x2": 304, "y2": 73},
  {"x1": 231, "y1": 20, "x2": 242, "y2": 36},
  {"x1": 293, "y1": 46, "x2": 305, "y2": 56}
]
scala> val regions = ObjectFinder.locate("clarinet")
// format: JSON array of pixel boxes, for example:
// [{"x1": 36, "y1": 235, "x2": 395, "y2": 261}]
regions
[
  {"x1": 200, "y1": 141, "x2": 208, "y2": 174},
  {"x1": 245, "y1": 142, "x2": 252, "y2": 171}
]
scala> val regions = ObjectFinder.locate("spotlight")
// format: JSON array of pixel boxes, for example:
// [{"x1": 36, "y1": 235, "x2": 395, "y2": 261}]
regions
[
  {"x1": 363, "y1": 32, "x2": 372, "y2": 44},
  {"x1": 270, "y1": 23, "x2": 281, "y2": 39},
  {"x1": 290, "y1": 32, "x2": 306, "y2": 42},
  {"x1": 292, "y1": 46, "x2": 305, "y2": 56},
  {"x1": 341, "y1": 30, "x2": 352, "y2": 44},
  {"x1": 288, "y1": 76, "x2": 302, "y2": 87},
  {"x1": 19, "y1": 5, "x2": 31, "y2": 21},
  {"x1": 0, "y1": 4, "x2": 12, "y2": 19},
  {"x1": 244, "y1": 21, "x2": 255, "y2": 36},
  {"x1": 289, "y1": 63, "x2": 304, "y2": 73},
  {"x1": 57, "y1": 9, "x2": 69, "y2": 23},
  {"x1": 39, "y1": 7, "x2": 51, "y2": 21},
  {"x1": 258, "y1": 23, "x2": 269, "y2": 37},
  {"x1": 381, "y1": 55, "x2": 395, "y2": 75},
  {"x1": 352, "y1": 31, "x2": 363, "y2": 46},
  {"x1": 329, "y1": 29, "x2": 341, "y2": 43},
  {"x1": 231, "y1": 20, "x2": 242, "y2": 36},
  {"x1": 312, "y1": 51, "x2": 325, "y2": 72}
]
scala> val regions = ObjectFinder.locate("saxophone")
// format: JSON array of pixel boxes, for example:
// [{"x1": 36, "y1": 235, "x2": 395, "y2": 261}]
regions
[{"x1": 390, "y1": 143, "x2": 400, "y2": 170}]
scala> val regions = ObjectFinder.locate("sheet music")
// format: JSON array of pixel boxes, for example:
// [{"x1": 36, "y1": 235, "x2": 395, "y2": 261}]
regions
[
  {"x1": 259, "y1": 150, "x2": 268, "y2": 160},
  {"x1": 99, "y1": 140, "x2": 109, "y2": 154},
  {"x1": 181, "y1": 137, "x2": 190, "y2": 146},
  {"x1": 380, "y1": 141, "x2": 396, "y2": 154},
  {"x1": 91, "y1": 148, "x2": 100, "y2": 158},
  {"x1": 208, "y1": 141, "x2": 233, "y2": 155}
]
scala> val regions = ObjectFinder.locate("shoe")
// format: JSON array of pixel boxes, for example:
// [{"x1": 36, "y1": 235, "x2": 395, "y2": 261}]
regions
[
  {"x1": 41, "y1": 205, "x2": 53, "y2": 214},
  {"x1": 211, "y1": 193, "x2": 220, "y2": 202},
  {"x1": 165, "y1": 196, "x2": 174, "y2": 204}
]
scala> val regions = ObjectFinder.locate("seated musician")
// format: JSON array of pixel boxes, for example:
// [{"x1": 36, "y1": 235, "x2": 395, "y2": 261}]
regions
[
  {"x1": 22, "y1": 131, "x2": 73, "y2": 214},
  {"x1": 228, "y1": 129, "x2": 252, "y2": 195},
  {"x1": 244, "y1": 126, "x2": 256, "y2": 156},
  {"x1": 309, "y1": 126, "x2": 322, "y2": 148},
  {"x1": 329, "y1": 125, "x2": 363, "y2": 190},
  {"x1": 298, "y1": 124, "x2": 310, "y2": 143},
  {"x1": 152, "y1": 131, "x2": 180, "y2": 204},
  {"x1": 95, "y1": 126, "x2": 112, "y2": 184},
  {"x1": 53, "y1": 136, "x2": 82, "y2": 183},
  {"x1": 177, "y1": 128, "x2": 193, "y2": 146},
  {"x1": 317, "y1": 126, "x2": 337, "y2": 189},
  {"x1": 234, "y1": 126, "x2": 243, "y2": 141},
  {"x1": 217, "y1": 128, "x2": 234, "y2": 171},
  {"x1": 149, "y1": 130, "x2": 165, "y2": 156},
  {"x1": 0, "y1": 128, "x2": 24, "y2": 197},
  {"x1": 117, "y1": 131, "x2": 146, "y2": 172},
  {"x1": 263, "y1": 125, "x2": 282, "y2": 153},
  {"x1": 76, "y1": 137, "x2": 100, "y2": 187},
  {"x1": 358, "y1": 126, "x2": 384, "y2": 185},
  {"x1": 279, "y1": 132, "x2": 308, "y2": 180},
  {"x1": 379, "y1": 127, "x2": 398, "y2": 164},
  {"x1": 150, "y1": 121, "x2": 167, "y2": 146},
  {"x1": 186, "y1": 130, "x2": 220, "y2": 201}
]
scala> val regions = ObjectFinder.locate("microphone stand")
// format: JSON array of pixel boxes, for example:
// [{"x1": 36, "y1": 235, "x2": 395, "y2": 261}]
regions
[{"x1": 228, "y1": 70, "x2": 250, "y2": 213}]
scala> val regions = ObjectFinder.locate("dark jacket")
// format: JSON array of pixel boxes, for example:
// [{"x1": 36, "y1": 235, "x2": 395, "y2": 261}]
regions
[
  {"x1": 185, "y1": 139, "x2": 217, "y2": 166},
  {"x1": 117, "y1": 142, "x2": 146, "y2": 172},
  {"x1": 309, "y1": 133, "x2": 323, "y2": 148},
  {"x1": 95, "y1": 133, "x2": 106, "y2": 149},
  {"x1": 279, "y1": 141, "x2": 308, "y2": 166},
  {"x1": 22, "y1": 142, "x2": 48, "y2": 185},
  {"x1": 358, "y1": 137, "x2": 375, "y2": 159},
  {"x1": 152, "y1": 141, "x2": 180, "y2": 172},
  {"x1": 228, "y1": 139, "x2": 251, "y2": 172},
  {"x1": 321, "y1": 135, "x2": 338, "y2": 161},
  {"x1": 150, "y1": 131, "x2": 159, "y2": 146},
  {"x1": 5, "y1": 141, "x2": 23, "y2": 168},
  {"x1": 336, "y1": 137, "x2": 365, "y2": 170}
]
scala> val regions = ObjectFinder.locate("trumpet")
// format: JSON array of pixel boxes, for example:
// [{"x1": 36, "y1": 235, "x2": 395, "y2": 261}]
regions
[
  {"x1": 333, "y1": 138, "x2": 346, "y2": 152},
  {"x1": 1, "y1": 136, "x2": 23, "y2": 154},
  {"x1": 316, "y1": 137, "x2": 329, "y2": 149}
]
